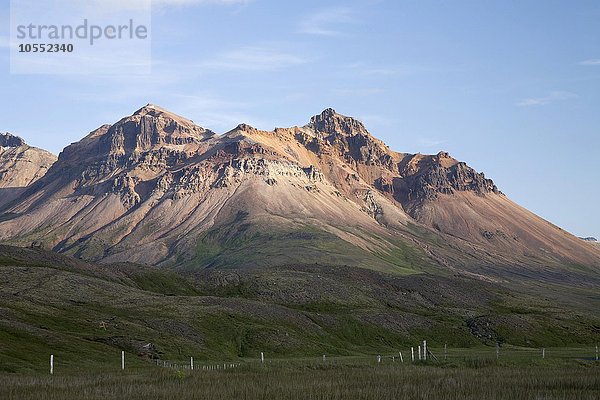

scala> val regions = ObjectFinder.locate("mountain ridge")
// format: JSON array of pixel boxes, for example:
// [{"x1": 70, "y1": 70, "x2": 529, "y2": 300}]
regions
[
  {"x1": 1, "y1": 106, "x2": 599, "y2": 370},
  {"x1": 0, "y1": 107, "x2": 598, "y2": 281},
  {"x1": 0, "y1": 133, "x2": 57, "y2": 210}
]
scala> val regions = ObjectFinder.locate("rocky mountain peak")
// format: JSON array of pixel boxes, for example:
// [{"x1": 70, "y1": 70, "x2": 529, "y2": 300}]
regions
[
  {"x1": 133, "y1": 104, "x2": 188, "y2": 121},
  {"x1": 133, "y1": 103, "x2": 161, "y2": 114},
  {"x1": 397, "y1": 153, "x2": 500, "y2": 203},
  {"x1": 59, "y1": 105, "x2": 215, "y2": 164},
  {"x1": 49, "y1": 106, "x2": 219, "y2": 195},
  {"x1": 1, "y1": 106, "x2": 599, "y2": 272},
  {"x1": 0, "y1": 133, "x2": 26, "y2": 148},
  {"x1": 307, "y1": 108, "x2": 368, "y2": 137},
  {"x1": 129, "y1": 104, "x2": 211, "y2": 134},
  {"x1": 231, "y1": 123, "x2": 259, "y2": 135},
  {"x1": 0, "y1": 133, "x2": 56, "y2": 191}
]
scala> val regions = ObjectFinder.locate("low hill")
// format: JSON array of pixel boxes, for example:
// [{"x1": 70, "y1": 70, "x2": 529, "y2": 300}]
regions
[{"x1": 0, "y1": 245, "x2": 598, "y2": 373}]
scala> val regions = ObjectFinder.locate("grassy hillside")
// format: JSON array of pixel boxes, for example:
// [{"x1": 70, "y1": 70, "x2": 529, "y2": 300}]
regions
[
  {"x1": 1, "y1": 245, "x2": 599, "y2": 373},
  {"x1": 185, "y1": 217, "x2": 434, "y2": 275}
]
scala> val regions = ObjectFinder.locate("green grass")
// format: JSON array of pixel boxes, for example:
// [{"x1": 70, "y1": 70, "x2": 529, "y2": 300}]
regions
[
  {"x1": 190, "y1": 225, "x2": 387, "y2": 271},
  {"x1": 0, "y1": 356, "x2": 598, "y2": 400},
  {"x1": 185, "y1": 216, "x2": 438, "y2": 275}
]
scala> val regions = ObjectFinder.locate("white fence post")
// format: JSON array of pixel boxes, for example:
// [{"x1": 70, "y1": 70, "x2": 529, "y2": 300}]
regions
[
  {"x1": 121, "y1": 351, "x2": 125, "y2": 370},
  {"x1": 50, "y1": 354, "x2": 54, "y2": 375},
  {"x1": 423, "y1": 340, "x2": 427, "y2": 361},
  {"x1": 190, "y1": 357, "x2": 194, "y2": 371},
  {"x1": 542, "y1": 348, "x2": 545, "y2": 359},
  {"x1": 411, "y1": 347, "x2": 414, "y2": 362},
  {"x1": 418, "y1": 345, "x2": 421, "y2": 361},
  {"x1": 260, "y1": 352, "x2": 264, "y2": 363},
  {"x1": 399, "y1": 351, "x2": 403, "y2": 363}
]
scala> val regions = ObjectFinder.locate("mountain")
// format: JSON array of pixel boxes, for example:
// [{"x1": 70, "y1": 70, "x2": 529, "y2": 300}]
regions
[
  {"x1": 0, "y1": 133, "x2": 56, "y2": 188},
  {"x1": 0, "y1": 133, "x2": 57, "y2": 209},
  {"x1": 1, "y1": 106, "x2": 599, "y2": 370},
  {"x1": 0, "y1": 106, "x2": 598, "y2": 285}
]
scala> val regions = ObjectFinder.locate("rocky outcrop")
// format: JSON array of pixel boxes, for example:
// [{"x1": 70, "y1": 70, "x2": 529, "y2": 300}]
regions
[
  {"x1": 307, "y1": 108, "x2": 369, "y2": 137},
  {"x1": 60, "y1": 105, "x2": 213, "y2": 167},
  {"x1": 213, "y1": 158, "x2": 324, "y2": 189},
  {"x1": 0, "y1": 133, "x2": 26, "y2": 148},
  {"x1": 0, "y1": 133, "x2": 57, "y2": 188},
  {"x1": 398, "y1": 152, "x2": 500, "y2": 202},
  {"x1": 300, "y1": 109, "x2": 397, "y2": 169}
]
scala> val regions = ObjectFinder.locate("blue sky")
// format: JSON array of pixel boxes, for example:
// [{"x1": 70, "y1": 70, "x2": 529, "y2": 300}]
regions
[{"x1": 0, "y1": 0, "x2": 599, "y2": 237}]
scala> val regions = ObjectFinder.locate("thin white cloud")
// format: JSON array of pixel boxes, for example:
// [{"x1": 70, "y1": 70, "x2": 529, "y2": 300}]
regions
[
  {"x1": 299, "y1": 7, "x2": 356, "y2": 36},
  {"x1": 579, "y1": 59, "x2": 600, "y2": 66},
  {"x1": 200, "y1": 46, "x2": 307, "y2": 71},
  {"x1": 516, "y1": 91, "x2": 578, "y2": 107}
]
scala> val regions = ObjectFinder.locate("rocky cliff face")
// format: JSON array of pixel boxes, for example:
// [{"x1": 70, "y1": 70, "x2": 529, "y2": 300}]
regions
[
  {"x1": 0, "y1": 107, "x2": 598, "y2": 275},
  {"x1": 299, "y1": 109, "x2": 397, "y2": 170},
  {"x1": 0, "y1": 133, "x2": 26, "y2": 148},
  {"x1": 398, "y1": 152, "x2": 500, "y2": 202},
  {"x1": 0, "y1": 133, "x2": 57, "y2": 188}
]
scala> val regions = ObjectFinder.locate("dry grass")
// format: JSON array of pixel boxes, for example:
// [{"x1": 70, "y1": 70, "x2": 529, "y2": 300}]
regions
[{"x1": 1, "y1": 361, "x2": 598, "y2": 400}]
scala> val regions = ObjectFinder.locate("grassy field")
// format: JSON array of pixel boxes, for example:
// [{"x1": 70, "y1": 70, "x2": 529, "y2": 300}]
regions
[{"x1": 0, "y1": 354, "x2": 598, "y2": 400}]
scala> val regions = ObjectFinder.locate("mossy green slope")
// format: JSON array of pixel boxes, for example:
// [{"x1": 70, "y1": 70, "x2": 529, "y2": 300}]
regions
[{"x1": 1, "y1": 245, "x2": 598, "y2": 373}]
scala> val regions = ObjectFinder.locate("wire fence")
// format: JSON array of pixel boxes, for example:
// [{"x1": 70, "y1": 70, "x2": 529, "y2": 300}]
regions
[{"x1": 151, "y1": 345, "x2": 599, "y2": 373}]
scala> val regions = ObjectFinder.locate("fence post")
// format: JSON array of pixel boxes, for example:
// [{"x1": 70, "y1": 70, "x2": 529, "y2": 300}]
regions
[
  {"x1": 261, "y1": 352, "x2": 264, "y2": 363},
  {"x1": 423, "y1": 340, "x2": 427, "y2": 361},
  {"x1": 323, "y1": 355, "x2": 326, "y2": 362},
  {"x1": 399, "y1": 351, "x2": 404, "y2": 363},
  {"x1": 411, "y1": 347, "x2": 414, "y2": 362},
  {"x1": 444, "y1": 344, "x2": 447, "y2": 361},
  {"x1": 596, "y1": 344, "x2": 598, "y2": 361},
  {"x1": 542, "y1": 348, "x2": 545, "y2": 359},
  {"x1": 190, "y1": 357, "x2": 194, "y2": 371},
  {"x1": 121, "y1": 351, "x2": 125, "y2": 371},
  {"x1": 418, "y1": 345, "x2": 421, "y2": 361},
  {"x1": 50, "y1": 354, "x2": 54, "y2": 375},
  {"x1": 496, "y1": 342, "x2": 499, "y2": 360}
]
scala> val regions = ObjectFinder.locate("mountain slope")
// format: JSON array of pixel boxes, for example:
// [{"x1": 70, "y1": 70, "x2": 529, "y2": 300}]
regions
[
  {"x1": 0, "y1": 133, "x2": 57, "y2": 209},
  {"x1": 0, "y1": 106, "x2": 598, "y2": 282},
  {"x1": 0, "y1": 133, "x2": 56, "y2": 188}
]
